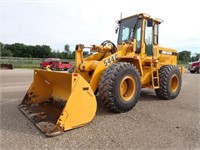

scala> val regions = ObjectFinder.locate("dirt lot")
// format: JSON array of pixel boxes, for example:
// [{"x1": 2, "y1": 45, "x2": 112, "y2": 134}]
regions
[{"x1": 0, "y1": 69, "x2": 200, "y2": 149}]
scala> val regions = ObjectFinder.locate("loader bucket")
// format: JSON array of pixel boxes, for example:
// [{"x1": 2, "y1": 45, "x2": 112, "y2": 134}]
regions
[{"x1": 18, "y1": 69, "x2": 97, "y2": 136}]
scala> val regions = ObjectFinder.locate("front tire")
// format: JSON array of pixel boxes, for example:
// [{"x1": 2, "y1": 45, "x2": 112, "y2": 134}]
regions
[
  {"x1": 155, "y1": 65, "x2": 182, "y2": 100},
  {"x1": 98, "y1": 62, "x2": 141, "y2": 113}
]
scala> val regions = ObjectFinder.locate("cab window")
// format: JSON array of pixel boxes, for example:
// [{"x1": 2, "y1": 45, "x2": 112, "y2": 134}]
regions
[
  {"x1": 135, "y1": 19, "x2": 142, "y2": 54},
  {"x1": 145, "y1": 19, "x2": 153, "y2": 56},
  {"x1": 154, "y1": 24, "x2": 159, "y2": 45}
]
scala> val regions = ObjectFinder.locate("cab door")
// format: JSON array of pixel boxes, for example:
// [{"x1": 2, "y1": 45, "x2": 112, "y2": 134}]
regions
[
  {"x1": 144, "y1": 19, "x2": 153, "y2": 56},
  {"x1": 144, "y1": 19, "x2": 159, "y2": 58},
  {"x1": 152, "y1": 23, "x2": 159, "y2": 59}
]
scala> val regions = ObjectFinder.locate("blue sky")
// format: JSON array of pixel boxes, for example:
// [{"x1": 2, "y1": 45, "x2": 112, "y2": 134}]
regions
[{"x1": 1, "y1": 0, "x2": 200, "y2": 54}]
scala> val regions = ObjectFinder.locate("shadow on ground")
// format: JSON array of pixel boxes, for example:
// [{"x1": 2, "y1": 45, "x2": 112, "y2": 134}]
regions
[
  {"x1": 1, "y1": 89, "x2": 163, "y2": 137},
  {"x1": 139, "y1": 90, "x2": 162, "y2": 101}
]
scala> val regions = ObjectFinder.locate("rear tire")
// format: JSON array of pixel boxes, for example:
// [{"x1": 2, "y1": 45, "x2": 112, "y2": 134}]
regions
[
  {"x1": 98, "y1": 62, "x2": 141, "y2": 113},
  {"x1": 190, "y1": 70, "x2": 195, "y2": 73},
  {"x1": 155, "y1": 65, "x2": 182, "y2": 100}
]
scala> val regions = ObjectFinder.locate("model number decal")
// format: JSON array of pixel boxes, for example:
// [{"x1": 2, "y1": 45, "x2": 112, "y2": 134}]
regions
[{"x1": 103, "y1": 54, "x2": 118, "y2": 66}]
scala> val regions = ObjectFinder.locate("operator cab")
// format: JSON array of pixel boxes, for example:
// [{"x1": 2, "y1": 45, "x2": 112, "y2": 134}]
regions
[{"x1": 116, "y1": 13, "x2": 163, "y2": 56}]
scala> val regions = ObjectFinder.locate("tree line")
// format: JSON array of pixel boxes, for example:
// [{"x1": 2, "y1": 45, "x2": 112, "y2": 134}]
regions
[
  {"x1": 0, "y1": 42, "x2": 77, "y2": 59},
  {"x1": 178, "y1": 50, "x2": 200, "y2": 63}
]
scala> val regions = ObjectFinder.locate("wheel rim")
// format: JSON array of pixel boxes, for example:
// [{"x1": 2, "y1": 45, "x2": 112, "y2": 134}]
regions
[
  {"x1": 170, "y1": 74, "x2": 179, "y2": 92},
  {"x1": 119, "y1": 76, "x2": 136, "y2": 101}
]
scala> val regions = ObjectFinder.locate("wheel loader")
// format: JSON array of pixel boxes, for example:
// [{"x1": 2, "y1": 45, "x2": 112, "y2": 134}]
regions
[{"x1": 18, "y1": 13, "x2": 185, "y2": 136}]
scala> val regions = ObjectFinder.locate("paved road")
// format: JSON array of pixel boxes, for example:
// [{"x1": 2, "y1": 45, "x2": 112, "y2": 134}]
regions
[{"x1": 0, "y1": 69, "x2": 200, "y2": 149}]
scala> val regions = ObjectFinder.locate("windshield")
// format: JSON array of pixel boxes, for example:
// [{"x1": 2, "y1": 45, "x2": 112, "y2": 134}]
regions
[{"x1": 117, "y1": 16, "x2": 138, "y2": 44}]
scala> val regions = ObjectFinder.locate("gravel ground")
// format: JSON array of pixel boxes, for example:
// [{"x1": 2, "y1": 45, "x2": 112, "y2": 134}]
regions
[{"x1": 0, "y1": 69, "x2": 200, "y2": 150}]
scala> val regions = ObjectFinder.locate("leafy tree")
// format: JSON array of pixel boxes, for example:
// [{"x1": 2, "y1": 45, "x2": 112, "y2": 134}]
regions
[
  {"x1": 191, "y1": 53, "x2": 200, "y2": 61},
  {"x1": 26, "y1": 45, "x2": 35, "y2": 57},
  {"x1": 4, "y1": 43, "x2": 23, "y2": 57},
  {"x1": 41, "y1": 45, "x2": 51, "y2": 58},
  {"x1": 72, "y1": 51, "x2": 75, "y2": 57},
  {"x1": 0, "y1": 42, "x2": 14, "y2": 57},
  {"x1": 195, "y1": 53, "x2": 200, "y2": 60},
  {"x1": 1, "y1": 49, "x2": 14, "y2": 57},
  {"x1": 178, "y1": 50, "x2": 191, "y2": 62},
  {"x1": 64, "y1": 44, "x2": 70, "y2": 54},
  {"x1": 0, "y1": 42, "x2": 4, "y2": 51}
]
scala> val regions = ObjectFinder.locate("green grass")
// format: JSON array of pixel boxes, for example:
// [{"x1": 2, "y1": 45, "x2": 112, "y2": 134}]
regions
[
  {"x1": 1, "y1": 57, "x2": 75, "y2": 69},
  {"x1": 1, "y1": 59, "x2": 41, "y2": 68}
]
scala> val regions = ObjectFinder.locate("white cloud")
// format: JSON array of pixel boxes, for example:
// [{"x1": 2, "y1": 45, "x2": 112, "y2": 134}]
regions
[{"x1": 1, "y1": 0, "x2": 200, "y2": 53}]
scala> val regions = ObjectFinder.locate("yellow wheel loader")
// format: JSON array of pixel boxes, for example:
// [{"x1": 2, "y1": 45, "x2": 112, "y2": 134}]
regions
[{"x1": 18, "y1": 13, "x2": 184, "y2": 136}]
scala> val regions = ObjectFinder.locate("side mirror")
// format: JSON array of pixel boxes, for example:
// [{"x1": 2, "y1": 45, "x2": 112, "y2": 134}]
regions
[
  {"x1": 115, "y1": 26, "x2": 119, "y2": 34},
  {"x1": 147, "y1": 19, "x2": 153, "y2": 27}
]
